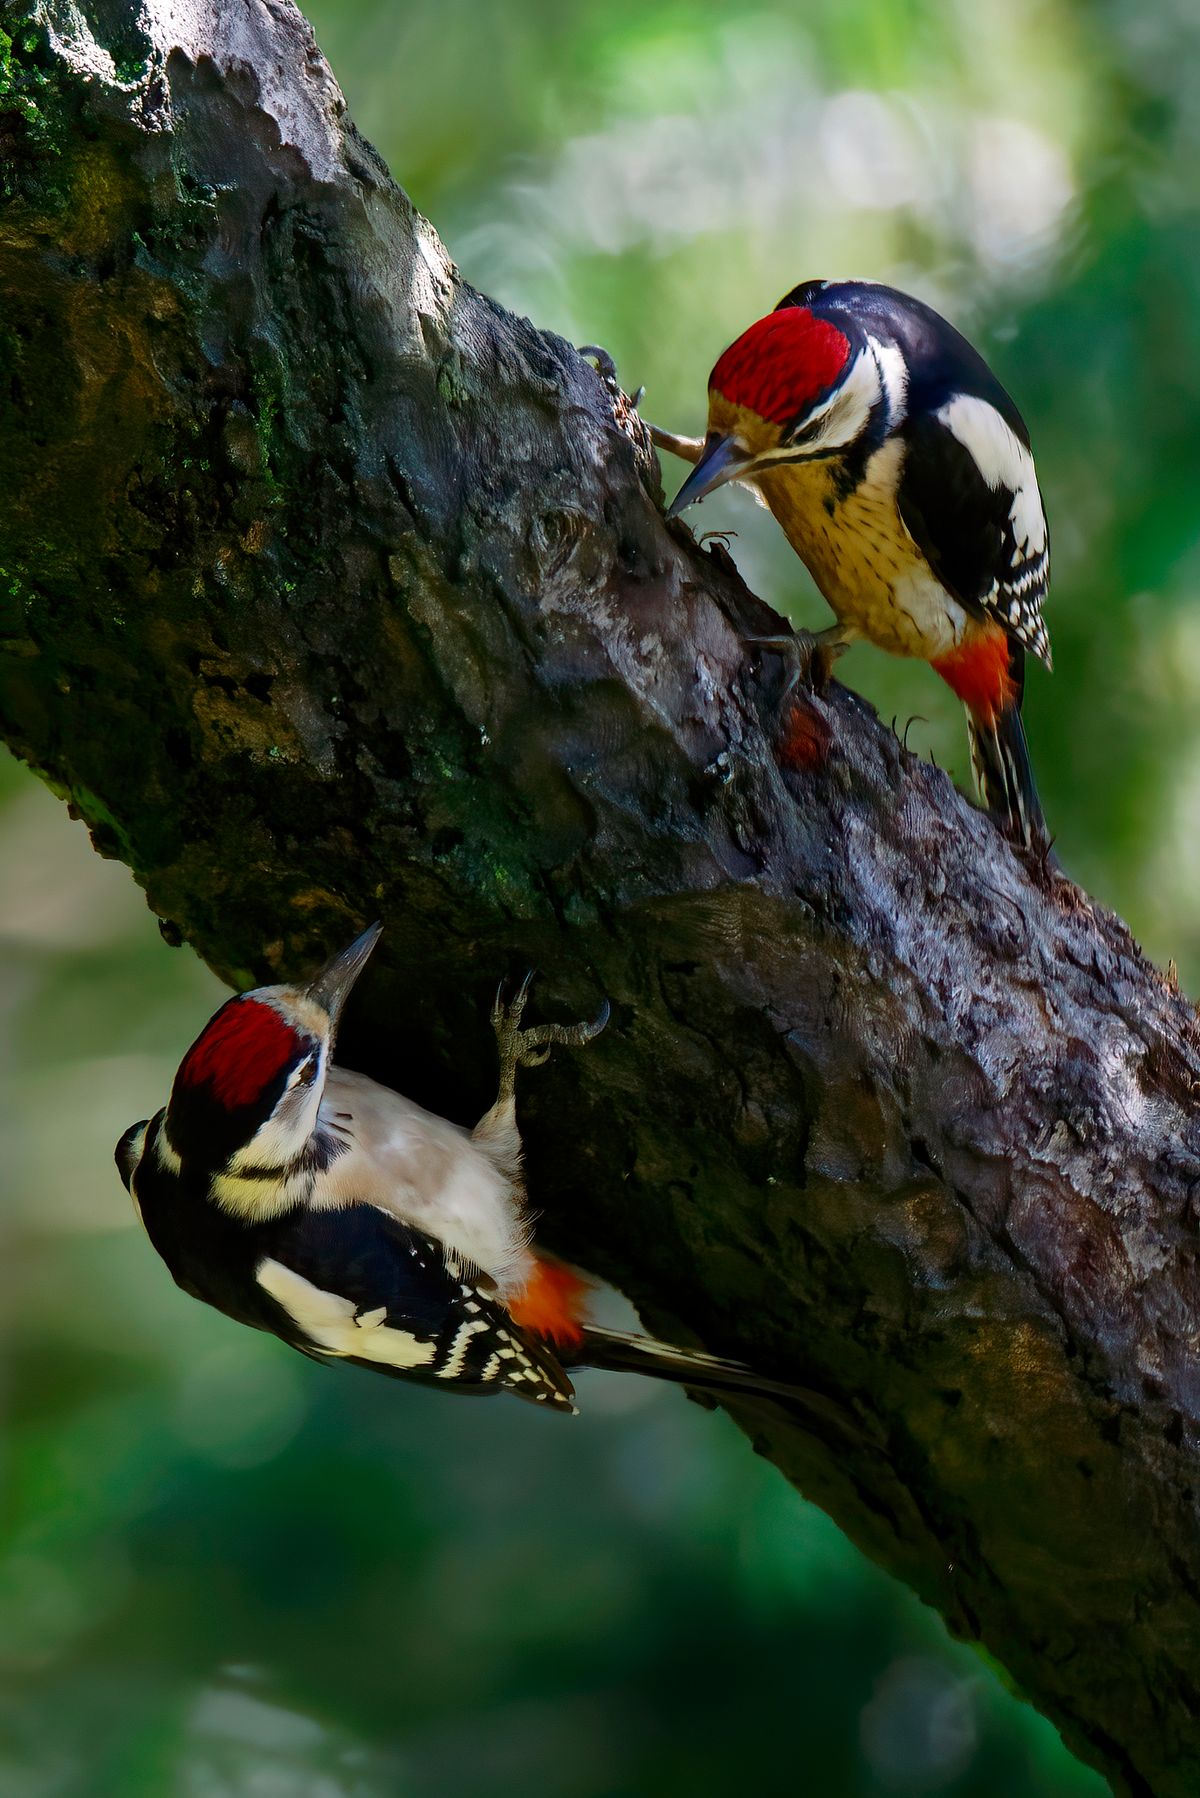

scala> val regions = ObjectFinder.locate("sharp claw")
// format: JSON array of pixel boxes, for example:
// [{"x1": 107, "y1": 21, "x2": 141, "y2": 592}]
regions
[
  {"x1": 744, "y1": 628, "x2": 848, "y2": 701},
  {"x1": 491, "y1": 974, "x2": 607, "y2": 1090},
  {"x1": 578, "y1": 344, "x2": 618, "y2": 382},
  {"x1": 493, "y1": 969, "x2": 535, "y2": 1037},
  {"x1": 562, "y1": 998, "x2": 610, "y2": 1047}
]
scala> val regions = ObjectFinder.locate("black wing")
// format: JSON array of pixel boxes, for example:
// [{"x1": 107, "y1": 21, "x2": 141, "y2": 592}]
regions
[
  {"x1": 255, "y1": 1205, "x2": 577, "y2": 1411},
  {"x1": 896, "y1": 408, "x2": 1050, "y2": 664}
]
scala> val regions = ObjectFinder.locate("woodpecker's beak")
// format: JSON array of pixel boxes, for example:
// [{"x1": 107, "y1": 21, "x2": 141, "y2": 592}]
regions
[
  {"x1": 666, "y1": 433, "x2": 754, "y2": 517},
  {"x1": 307, "y1": 922, "x2": 383, "y2": 1028}
]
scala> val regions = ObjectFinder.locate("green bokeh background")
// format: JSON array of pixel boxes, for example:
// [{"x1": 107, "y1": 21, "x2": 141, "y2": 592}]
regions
[{"x1": 5, "y1": 0, "x2": 1198, "y2": 1789}]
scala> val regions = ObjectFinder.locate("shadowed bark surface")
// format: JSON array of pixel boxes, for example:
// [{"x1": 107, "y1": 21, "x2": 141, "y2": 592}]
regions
[{"x1": 3, "y1": 6, "x2": 1200, "y2": 1791}]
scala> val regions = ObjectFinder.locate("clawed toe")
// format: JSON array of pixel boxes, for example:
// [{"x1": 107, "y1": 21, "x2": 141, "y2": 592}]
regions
[
  {"x1": 578, "y1": 344, "x2": 618, "y2": 383},
  {"x1": 491, "y1": 977, "x2": 608, "y2": 1100},
  {"x1": 492, "y1": 968, "x2": 535, "y2": 1036},
  {"x1": 515, "y1": 1000, "x2": 611, "y2": 1063},
  {"x1": 744, "y1": 628, "x2": 847, "y2": 701},
  {"x1": 579, "y1": 346, "x2": 646, "y2": 408}
]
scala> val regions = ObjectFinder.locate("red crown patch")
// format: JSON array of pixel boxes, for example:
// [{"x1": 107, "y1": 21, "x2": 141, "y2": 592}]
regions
[
  {"x1": 710, "y1": 307, "x2": 851, "y2": 427},
  {"x1": 176, "y1": 997, "x2": 303, "y2": 1110}
]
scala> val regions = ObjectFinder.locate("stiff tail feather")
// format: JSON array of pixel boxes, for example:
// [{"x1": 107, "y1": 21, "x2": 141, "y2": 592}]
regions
[
  {"x1": 933, "y1": 633, "x2": 1048, "y2": 851},
  {"x1": 966, "y1": 699, "x2": 1046, "y2": 850},
  {"x1": 572, "y1": 1325, "x2": 843, "y2": 1423}
]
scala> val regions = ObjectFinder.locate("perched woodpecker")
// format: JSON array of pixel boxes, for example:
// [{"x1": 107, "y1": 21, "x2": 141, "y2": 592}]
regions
[
  {"x1": 659, "y1": 279, "x2": 1051, "y2": 848},
  {"x1": 117, "y1": 925, "x2": 817, "y2": 1415}
]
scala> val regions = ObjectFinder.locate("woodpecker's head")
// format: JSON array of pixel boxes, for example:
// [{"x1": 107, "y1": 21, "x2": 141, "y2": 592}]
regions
[
  {"x1": 118, "y1": 922, "x2": 382, "y2": 1188},
  {"x1": 667, "y1": 292, "x2": 904, "y2": 515}
]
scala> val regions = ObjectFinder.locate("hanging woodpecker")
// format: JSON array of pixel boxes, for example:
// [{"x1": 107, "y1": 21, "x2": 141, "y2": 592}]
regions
[
  {"x1": 117, "y1": 925, "x2": 817, "y2": 1415},
  {"x1": 657, "y1": 279, "x2": 1051, "y2": 848}
]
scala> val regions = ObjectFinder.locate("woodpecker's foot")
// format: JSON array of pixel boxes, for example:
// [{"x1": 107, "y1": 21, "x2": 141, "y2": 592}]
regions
[
  {"x1": 491, "y1": 973, "x2": 609, "y2": 1104},
  {"x1": 578, "y1": 344, "x2": 618, "y2": 383},
  {"x1": 578, "y1": 344, "x2": 645, "y2": 407},
  {"x1": 647, "y1": 422, "x2": 704, "y2": 467},
  {"x1": 578, "y1": 348, "x2": 658, "y2": 471},
  {"x1": 745, "y1": 627, "x2": 849, "y2": 702}
]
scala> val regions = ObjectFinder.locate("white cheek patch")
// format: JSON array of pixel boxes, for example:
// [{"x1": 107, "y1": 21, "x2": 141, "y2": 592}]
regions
[
  {"x1": 868, "y1": 336, "x2": 909, "y2": 431},
  {"x1": 154, "y1": 1127, "x2": 182, "y2": 1176},
  {"x1": 822, "y1": 351, "x2": 882, "y2": 449},
  {"x1": 231, "y1": 1087, "x2": 323, "y2": 1177},
  {"x1": 256, "y1": 1258, "x2": 437, "y2": 1370},
  {"x1": 757, "y1": 349, "x2": 881, "y2": 463}
]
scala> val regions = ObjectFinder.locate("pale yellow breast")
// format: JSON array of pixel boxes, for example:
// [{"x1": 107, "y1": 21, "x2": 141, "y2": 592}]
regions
[{"x1": 755, "y1": 444, "x2": 969, "y2": 661}]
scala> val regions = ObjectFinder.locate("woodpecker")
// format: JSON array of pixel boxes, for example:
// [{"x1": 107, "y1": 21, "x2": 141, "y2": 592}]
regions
[
  {"x1": 658, "y1": 279, "x2": 1051, "y2": 848},
  {"x1": 117, "y1": 925, "x2": 818, "y2": 1415}
]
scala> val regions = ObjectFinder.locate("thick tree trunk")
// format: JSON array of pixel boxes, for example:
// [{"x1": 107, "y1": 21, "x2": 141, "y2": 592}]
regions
[{"x1": 4, "y1": 6, "x2": 1200, "y2": 1790}]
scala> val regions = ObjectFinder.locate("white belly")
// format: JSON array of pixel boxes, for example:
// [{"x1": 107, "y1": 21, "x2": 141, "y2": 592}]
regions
[{"x1": 314, "y1": 1069, "x2": 534, "y2": 1298}]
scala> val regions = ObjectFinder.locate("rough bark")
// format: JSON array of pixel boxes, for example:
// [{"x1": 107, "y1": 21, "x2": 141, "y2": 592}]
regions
[{"x1": 3, "y1": 6, "x2": 1200, "y2": 1791}]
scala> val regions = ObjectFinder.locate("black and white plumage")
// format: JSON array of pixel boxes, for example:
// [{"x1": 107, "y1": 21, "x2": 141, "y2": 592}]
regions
[
  {"x1": 123, "y1": 1136, "x2": 579, "y2": 1407},
  {"x1": 661, "y1": 278, "x2": 1052, "y2": 847},
  {"x1": 117, "y1": 928, "x2": 826, "y2": 1417}
]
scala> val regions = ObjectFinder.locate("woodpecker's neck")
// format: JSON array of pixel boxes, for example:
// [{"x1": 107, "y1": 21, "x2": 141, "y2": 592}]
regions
[
  {"x1": 152, "y1": 1089, "x2": 349, "y2": 1222},
  {"x1": 213, "y1": 1119, "x2": 355, "y2": 1219}
]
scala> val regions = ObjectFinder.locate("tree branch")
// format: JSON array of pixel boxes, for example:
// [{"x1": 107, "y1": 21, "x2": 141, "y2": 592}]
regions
[{"x1": 3, "y1": 6, "x2": 1199, "y2": 1790}]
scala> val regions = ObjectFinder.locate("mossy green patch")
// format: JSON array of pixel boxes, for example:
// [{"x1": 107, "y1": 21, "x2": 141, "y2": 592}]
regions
[
  {"x1": 0, "y1": 19, "x2": 71, "y2": 204},
  {"x1": 250, "y1": 375, "x2": 288, "y2": 508},
  {"x1": 68, "y1": 783, "x2": 133, "y2": 861}
]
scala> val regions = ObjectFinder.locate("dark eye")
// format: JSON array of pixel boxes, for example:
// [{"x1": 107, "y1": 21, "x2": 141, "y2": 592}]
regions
[
  {"x1": 297, "y1": 1056, "x2": 318, "y2": 1086},
  {"x1": 788, "y1": 417, "x2": 822, "y2": 446}
]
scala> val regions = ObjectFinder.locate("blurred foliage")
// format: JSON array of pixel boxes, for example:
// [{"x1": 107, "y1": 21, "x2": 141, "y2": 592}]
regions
[{"x1": 8, "y1": 0, "x2": 1200, "y2": 1788}]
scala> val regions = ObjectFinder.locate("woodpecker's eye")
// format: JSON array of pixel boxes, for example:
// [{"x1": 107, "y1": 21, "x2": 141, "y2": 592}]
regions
[{"x1": 788, "y1": 417, "x2": 823, "y2": 446}]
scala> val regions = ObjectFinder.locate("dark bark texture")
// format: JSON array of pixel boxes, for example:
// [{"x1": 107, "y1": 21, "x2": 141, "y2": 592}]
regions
[{"x1": 4, "y1": 6, "x2": 1200, "y2": 1791}]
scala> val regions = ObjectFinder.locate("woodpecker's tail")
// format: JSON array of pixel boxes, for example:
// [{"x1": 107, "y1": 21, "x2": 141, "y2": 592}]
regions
[
  {"x1": 932, "y1": 633, "x2": 1048, "y2": 851},
  {"x1": 960, "y1": 641, "x2": 1046, "y2": 850},
  {"x1": 966, "y1": 700, "x2": 1046, "y2": 850},
  {"x1": 572, "y1": 1326, "x2": 837, "y2": 1416}
]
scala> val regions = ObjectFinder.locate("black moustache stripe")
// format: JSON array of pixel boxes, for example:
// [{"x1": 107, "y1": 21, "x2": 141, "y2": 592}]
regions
[
  {"x1": 226, "y1": 1130, "x2": 350, "y2": 1182},
  {"x1": 766, "y1": 446, "x2": 837, "y2": 468},
  {"x1": 227, "y1": 1159, "x2": 295, "y2": 1182}
]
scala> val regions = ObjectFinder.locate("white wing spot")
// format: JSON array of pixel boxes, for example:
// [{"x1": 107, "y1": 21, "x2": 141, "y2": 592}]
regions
[{"x1": 256, "y1": 1258, "x2": 436, "y2": 1370}]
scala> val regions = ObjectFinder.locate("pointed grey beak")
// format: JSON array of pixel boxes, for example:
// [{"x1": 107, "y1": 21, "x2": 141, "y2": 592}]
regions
[
  {"x1": 307, "y1": 921, "x2": 382, "y2": 1028},
  {"x1": 666, "y1": 433, "x2": 754, "y2": 517}
]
